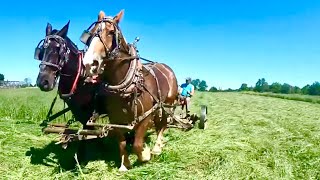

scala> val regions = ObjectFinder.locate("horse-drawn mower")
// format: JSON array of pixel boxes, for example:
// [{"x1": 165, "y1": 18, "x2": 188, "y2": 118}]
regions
[{"x1": 40, "y1": 88, "x2": 208, "y2": 149}]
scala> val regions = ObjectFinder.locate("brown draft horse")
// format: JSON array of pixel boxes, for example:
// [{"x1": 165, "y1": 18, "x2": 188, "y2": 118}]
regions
[{"x1": 81, "y1": 10, "x2": 179, "y2": 171}]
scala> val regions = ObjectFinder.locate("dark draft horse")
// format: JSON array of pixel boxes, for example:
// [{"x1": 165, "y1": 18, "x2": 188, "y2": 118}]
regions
[
  {"x1": 81, "y1": 9, "x2": 179, "y2": 171},
  {"x1": 35, "y1": 21, "x2": 108, "y2": 135}
]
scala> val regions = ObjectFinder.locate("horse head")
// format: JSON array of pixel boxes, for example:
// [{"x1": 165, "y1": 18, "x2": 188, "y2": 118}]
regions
[
  {"x1": 35, "y1": 21, "x2": 83, "y2": 97},
  {"x1": 80, "y1": 10, "x2": 128, "y2": 80}
]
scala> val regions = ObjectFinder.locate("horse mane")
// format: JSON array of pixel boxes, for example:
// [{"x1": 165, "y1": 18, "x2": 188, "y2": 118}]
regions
[{"x1": 52, "y1": 29, "x2": 79, "y2": 53}]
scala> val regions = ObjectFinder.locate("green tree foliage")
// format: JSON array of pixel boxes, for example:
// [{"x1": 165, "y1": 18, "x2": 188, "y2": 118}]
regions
[
  {"x1": 191, "y1": 79, "x2": 200, "y2": 90},
  {"x1": 293, "y1": 86, "x2": 301, "y2": 94},
  {"x1": 254, "y1": 78, "x2": 269, "y2": 92},
  {"x1": 0, "y1": 73, "x2": 4, "y2": 81},
  {"x1": 239, "y1": 83, "x2": 249, "y2": 91},
  {"x1": 269, "y1": 82, "x2": 282, "y2": 93},
  {"x1": 280, "y1": 83, "x2": 293, "y2": 94},
  {"x1": 209, "y1": 86, "x2": 218, "y2": 92},
  {"x1": 241, "y1": 78, "x2": 320, "y2": 96},
  {"x1": 308, "y1": 82, "x2": 320, "y2": 95},
  {"x1": 198, "y1": 80, "x2": 208, "y2": 91},
  {"x1": 301, "y1": 85, "x2": 310, "y2": 95}
]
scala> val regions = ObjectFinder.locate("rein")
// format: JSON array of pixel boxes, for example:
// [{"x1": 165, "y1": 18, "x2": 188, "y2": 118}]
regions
[{"x1": 60, "y1": 52, "x2": 84, "y2": 99}]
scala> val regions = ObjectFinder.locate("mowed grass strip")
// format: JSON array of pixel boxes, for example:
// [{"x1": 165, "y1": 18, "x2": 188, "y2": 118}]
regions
[
  {"x1": 242, "y1": 91, "x2": 320, "y2": 104},
  {"x1": 0, "y1": 89, "x2": 319, "y2": 179}
]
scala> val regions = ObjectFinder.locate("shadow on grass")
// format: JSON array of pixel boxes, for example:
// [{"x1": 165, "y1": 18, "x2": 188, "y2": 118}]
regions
[{"x1": 25, "y1": 131, "x2": 153, "y2": 173}]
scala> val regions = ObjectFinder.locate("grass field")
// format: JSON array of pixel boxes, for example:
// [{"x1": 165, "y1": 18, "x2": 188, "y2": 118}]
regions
[{"x1": 0, "y1": 88, "x2": 320, "y2": 180}]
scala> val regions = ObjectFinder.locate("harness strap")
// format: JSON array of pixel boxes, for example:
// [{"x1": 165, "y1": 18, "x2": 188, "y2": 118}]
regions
[
  {"x1": 46, "y1": 91, "x2": 59, "y2": 120},
  {"x1": 60, "y1": 51, "x2": 83, "y2": 99},
  {"x1": 136, "y1": 103, "x2": 159, "y2": 122},
  {"x1": 40, "y1": 90, "x2": 72, "y2": 127}
]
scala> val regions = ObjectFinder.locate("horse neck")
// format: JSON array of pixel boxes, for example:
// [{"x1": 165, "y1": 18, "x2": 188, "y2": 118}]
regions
[
  {"x1": 62, "y1": 42, "x2": 79, "y2": 76},
  {"x1": 101, "y1": 38, "x2": 133, "y2": 85},
  {"x1": 58, "y1": 42, "x2": 82, "y2": 94}
]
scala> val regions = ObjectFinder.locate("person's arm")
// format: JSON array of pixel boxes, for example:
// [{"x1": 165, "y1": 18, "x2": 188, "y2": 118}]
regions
[
  {"x1": 190, "y1": 85, "x2": 194, "y2": 96},
  {"x1": 188, "y1": 85, "x2": 195, "y2": 96}
]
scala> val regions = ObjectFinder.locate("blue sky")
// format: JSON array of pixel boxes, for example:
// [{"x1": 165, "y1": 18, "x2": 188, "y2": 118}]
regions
[{"x1": 1, "y1": 0, "x2": 320, "y2": 89}]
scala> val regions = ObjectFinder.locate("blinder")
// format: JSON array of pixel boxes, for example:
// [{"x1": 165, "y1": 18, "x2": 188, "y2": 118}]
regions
[
  {"x1": 79, "y1": 17, "x2": 122, "y2": 60},
  {"x1": 79, "y1": 21, "x2": 98, "y2": 45},
  {"x1": 34, "y1": 39, "x2": 44, "y2": 60},
  {"x1": 79, "y1": 17, "x2": 116, "y2": 46},
  {"x1": 80, "y1": 30, "x2": 92, "y2": 46}
]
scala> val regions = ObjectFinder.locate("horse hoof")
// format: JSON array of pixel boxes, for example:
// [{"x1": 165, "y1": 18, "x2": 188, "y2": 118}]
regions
[
  {"x1": 151, "y1": 146, "x2": 162, "y2": 155},
  {"x1": 141, "y1": 146, "x2": 151, "y2": 162},
  {"x1": 119, "y1": 165, "x2": 128, "y2": 172}
]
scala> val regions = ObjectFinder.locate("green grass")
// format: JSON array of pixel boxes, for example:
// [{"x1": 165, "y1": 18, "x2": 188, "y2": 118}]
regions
[{"x1": 0, "y1": 88, "x2": 320, "y2": 179}]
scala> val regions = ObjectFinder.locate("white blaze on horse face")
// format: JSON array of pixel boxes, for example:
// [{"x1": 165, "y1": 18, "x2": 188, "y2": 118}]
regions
[
  {"x1": 83, "y1": 36, "x2": 98, "y2": 73},
  {"x1": 83, "y1": 22, "x2": 107, "y2": 76},
  {"x1": 82, "y1": 36, "x2": 100, "y2": 76}
]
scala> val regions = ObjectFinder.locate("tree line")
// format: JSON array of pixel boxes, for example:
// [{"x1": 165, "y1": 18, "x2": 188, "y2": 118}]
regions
[
  {"x1": 190, "y1": 77, "x2": 320, "y2": 96},
  {"x1": 239, "y1": 78, "x2": 320, "y2": 96}
]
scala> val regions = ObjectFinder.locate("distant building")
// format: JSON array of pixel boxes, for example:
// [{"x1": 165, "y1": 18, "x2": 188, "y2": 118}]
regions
[{"x1": 0, "y1": 80, "x2": 24, "y2": 88}]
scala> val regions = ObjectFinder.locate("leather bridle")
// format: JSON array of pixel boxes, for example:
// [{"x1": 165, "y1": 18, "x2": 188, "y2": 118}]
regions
[
  {"x1": 39, "y1": 34, "x2": 70, "y2": 71},
  {"x1": 79, "y1": 16, "x2": 125, "y2": 60}
]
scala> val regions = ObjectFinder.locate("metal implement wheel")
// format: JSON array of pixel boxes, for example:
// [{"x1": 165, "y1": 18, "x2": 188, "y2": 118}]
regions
[{"x1": 198, "y1": 105, "x2": 207, "y2": 129}]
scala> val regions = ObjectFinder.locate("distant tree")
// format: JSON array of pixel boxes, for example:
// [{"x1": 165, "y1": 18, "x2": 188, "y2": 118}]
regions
[
  {"x1": 254, "y1": 79, "x2": 261, "y2": 92},
  {"x1": 191, "y1": 79, "x2": 200, "y2": 90},
  {"x1": 239, "y1": 83, "x2": 249, "y2": 91},
  {"x1": 281, "y1": 83, "x2": 293, "y2": 94},
  {"x1": 225, "y1": 88, "x2": 235, "y2": 92},
  {"x1": 301, "y1": 85, "x2": 310, "y2": 95},
  {"x1": 308, "y1": 81, "x2": 320, "y2": 95},
  {"x1": 0, "y1": 73, "x2": 4, "y2": 81},
  {"x1": 198, "y1": 80, "x2": 208, "y2": 91},
  {"x1": 254, "y1": 78, "x2": 269, "y2": 92},
  {"x1": 269, "y1": 82, "x2": 282, "y2": 93},
  {"x1": 23, "y1": 78, "x2": 32, "y2": 87},
  {"x1": 293, "y1": 86, "x2": 301, "y2": 94},
  {"x1": 209, "y1": 86, "x2": 218, "y2": 92}
]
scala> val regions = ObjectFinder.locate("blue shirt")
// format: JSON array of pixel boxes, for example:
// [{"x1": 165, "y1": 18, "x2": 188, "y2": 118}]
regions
[{"x1": 180, "y1": 83, "x2": 194, "y2": 97}]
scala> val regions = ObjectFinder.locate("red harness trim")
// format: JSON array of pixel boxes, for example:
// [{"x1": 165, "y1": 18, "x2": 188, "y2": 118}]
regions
[{"x1": 69, "y1": 51, "x2": 83, "y2": 94}]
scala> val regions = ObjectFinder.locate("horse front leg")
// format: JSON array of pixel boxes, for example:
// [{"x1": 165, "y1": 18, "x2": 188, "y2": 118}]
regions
[
  {"x1": 133, "y1": 117, "x2": 152, "y2": 163},
  {"x1": 152, "y1": 110, "x2": 168, "y2": 155},
  {"x1": 114, "y1": 129, "x2": 131, "y2": 171}
]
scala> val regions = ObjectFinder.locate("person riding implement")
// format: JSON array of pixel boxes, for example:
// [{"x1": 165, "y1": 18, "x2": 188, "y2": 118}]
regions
[{"x1": 178, "y1": 77, "x2": 194, "y2": 116}]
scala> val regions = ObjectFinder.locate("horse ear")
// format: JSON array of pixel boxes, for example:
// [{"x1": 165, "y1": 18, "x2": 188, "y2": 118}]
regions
[
  {"x1": 46, "y1": 23, "x2": 52, "y2": 36},
  {"x1": 114, "y1": 9, "x2": 124, "y2": 24},
  {"x1": 98, "y1": 10, "x2": 105, "y2": 20},
  {"x1": 57, "y1": 20, "x2": 70, "y2": 38}
]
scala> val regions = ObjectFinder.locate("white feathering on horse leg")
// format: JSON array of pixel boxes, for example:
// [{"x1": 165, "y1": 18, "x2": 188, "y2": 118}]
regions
[
  {"x1": 141, "y1": 144, "x2": 151, "y2": 162},
  {"x1": 118, "y1": 155, "x2": 128, "y2": 172},
  {"x1": 152, "y1": 136, "x2": 163, "y2": 155}
]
